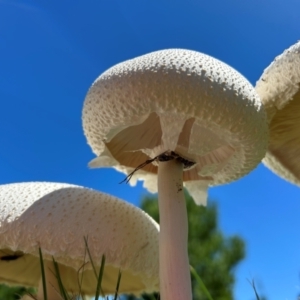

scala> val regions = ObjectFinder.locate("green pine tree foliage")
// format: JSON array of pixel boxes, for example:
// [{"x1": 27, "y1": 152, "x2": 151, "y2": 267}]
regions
[
  {"x1": 0, "y1": 284, "x2": 33, "y2": 300},
  {"x1": 127, "y1": 192, "x2": 245, "y2": 300}
]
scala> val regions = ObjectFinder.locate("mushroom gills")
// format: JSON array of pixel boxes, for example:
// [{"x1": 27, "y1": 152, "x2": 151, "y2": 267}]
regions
[
  {"x1": 267, "y1": 90, "x2": 300, "y2": 179},
  {"x1": 98, "y1": 112, "x2": 235, "y2": 181},
  {"x1": 0, "y1": 252, "x2": 151, "y2": 295}
]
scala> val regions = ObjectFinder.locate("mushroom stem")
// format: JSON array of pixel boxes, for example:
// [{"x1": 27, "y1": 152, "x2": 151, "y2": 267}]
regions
[
  {"x1": 37, "y1": 260, "x2": 62, "y2": 300},
  {"x1": 158, "y1": 159, "x2": 192, "y2": 300}
]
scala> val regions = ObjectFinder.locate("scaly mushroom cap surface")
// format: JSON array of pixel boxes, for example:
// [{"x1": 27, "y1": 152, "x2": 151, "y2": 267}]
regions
[
  {"x1": 83, "y1": 49, "x2": 268, "y2": 204},
  {"x1": 255, "y1": 41, "x2": 300, "y2": 185},
  {"x1": 0, "y1": 182, "x2": 159, "y2": 295}
]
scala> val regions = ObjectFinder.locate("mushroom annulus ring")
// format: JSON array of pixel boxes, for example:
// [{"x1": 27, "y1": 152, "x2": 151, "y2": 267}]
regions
[{"x1": 82, "y1": 49, "x2": 269, "y2": 300}]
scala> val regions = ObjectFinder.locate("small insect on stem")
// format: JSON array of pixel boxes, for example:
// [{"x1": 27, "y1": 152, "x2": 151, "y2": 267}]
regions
[
  {"x1": 120, "y1": 151, "x2": 195, "y2": 184},
  {"x1": 119, "y1": 153, "x2": 165, "y2": 184}
]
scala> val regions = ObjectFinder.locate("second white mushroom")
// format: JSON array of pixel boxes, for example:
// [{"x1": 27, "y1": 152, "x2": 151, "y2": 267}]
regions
[
  {"x1": 0, "y1": 182, "x2": 159, "y2": 299},
  {"x1": 256, "y1": 41, "x2": 300, "y2": 185}
]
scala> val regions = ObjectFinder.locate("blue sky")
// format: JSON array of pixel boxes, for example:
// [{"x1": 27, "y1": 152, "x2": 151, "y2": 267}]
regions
[{"x1": 0, "y1": 0, "x2": 300, "y2": 299}]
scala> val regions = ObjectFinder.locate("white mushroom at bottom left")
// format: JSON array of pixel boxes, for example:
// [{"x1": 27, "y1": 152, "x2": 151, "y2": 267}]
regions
[{"x1": 0, "y1": 182, "x2": 159, "y2": 300}]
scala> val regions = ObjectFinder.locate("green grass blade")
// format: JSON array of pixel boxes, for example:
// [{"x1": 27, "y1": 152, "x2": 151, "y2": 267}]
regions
[
  {"x1": 52, "y1": 257, "x2": 70, "y2": 300},
  {"x1": 77, "y1": 241, "x2": 89, "y2": 299},
  {"x1": 38, "y1": 247, "x2": 48, "y2": 300},
  {"x1": 84, "y1": 236, "x2": 98, "y2": 279},
  {"x1": 94, "y1": 254, "x2": 106, "y2": 300},
  {"x1": 248, "y1": 279, "x2": 261, "y2": 300},
  {"x1": 84, "y1": 237, "x2": 105, "y2": 297},
  {"x1": 113, "y1": 270, "x2": 122, "y2": 300},
  {"x1": 190, "y1": 265, "x2": 213, "y2": 300}
]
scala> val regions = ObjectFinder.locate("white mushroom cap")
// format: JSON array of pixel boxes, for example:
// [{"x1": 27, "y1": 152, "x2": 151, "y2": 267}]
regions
[
  {"x1": 0, "y1": 182, "x2": 159, "y2": 295},
  {"x1": 255, "y1": 41, "x2": 300, "y2": 185},
  {"x1": 83, "y1": 49, "x2": 268, "y2": 204}
]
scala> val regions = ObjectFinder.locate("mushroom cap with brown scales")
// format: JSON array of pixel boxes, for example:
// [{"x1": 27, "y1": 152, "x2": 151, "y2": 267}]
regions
[
  {"x1": 83, "y1": 49, "x2": 268, "y2": 204},
  {"x1": 255, "y1": 41, "x2": 300, "y2": 185},
  {"x1": 0, "y1": 182, "x2": 159, "y2": 296}
]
